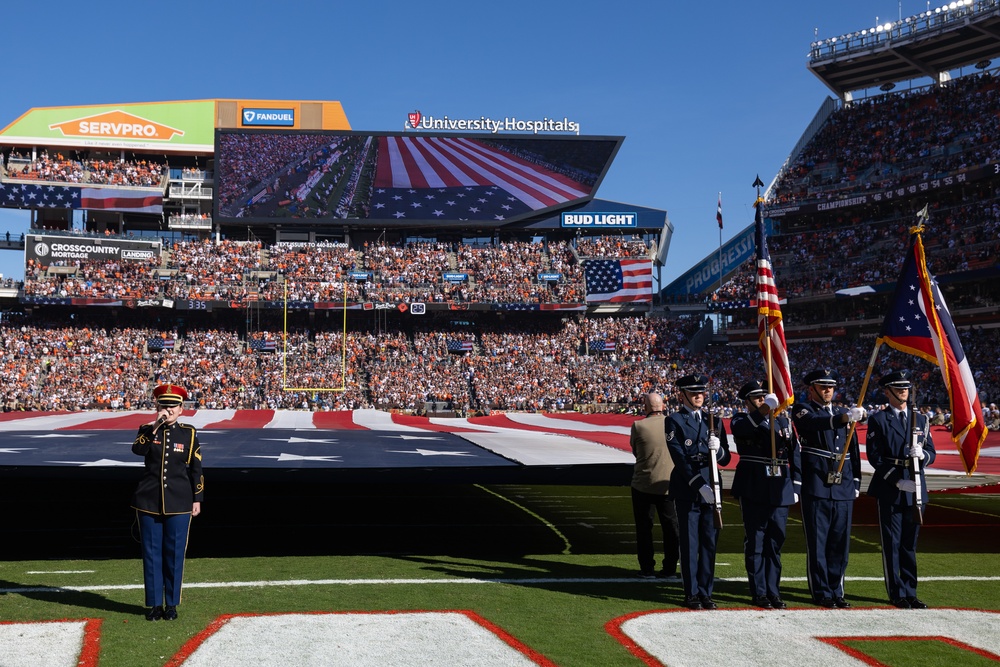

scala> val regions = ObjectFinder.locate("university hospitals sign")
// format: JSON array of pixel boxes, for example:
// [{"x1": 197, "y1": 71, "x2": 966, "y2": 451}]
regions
[{"x1": 406, "y1": 110, "x2": 580, "y2": 134}]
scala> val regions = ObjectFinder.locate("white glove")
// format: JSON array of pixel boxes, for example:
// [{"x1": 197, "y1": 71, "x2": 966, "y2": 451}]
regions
[
  {"x1": 708, "y1": 435, "x2": 721, "y2": 451},
  {"x1": 793, "y1": 493, "x2": 800, "y2": 504},
  {"x1": 698, "y1": 485, "x2": 715, "y2": 504},
  {"x1": 896, "y1": 479, "x2": 918, "y2": 493},
  {"x1": 848, "y1": 406, "x2": 866, "y2": 423},
  {"x1": 854, "y1": 489, "x2": 860, "y2": 499},
  {"x1": 763, "y1": 393, "x2": 780, "y2": 410},
  {"x1": 910, "y1": 443, "x2": 925, "y2": 460}
]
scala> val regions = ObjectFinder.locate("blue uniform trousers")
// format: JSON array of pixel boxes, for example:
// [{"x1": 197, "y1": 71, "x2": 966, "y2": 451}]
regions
[
  {"x1": 674, "y1": 497, "x2": 719, "y2": 598},
  {"x1": 138, "y1": 511, "x2": 191, "y2": 607},
  {"x1": 877, "y1": 499, "x2": 920, "y2": 600},
  {"x1": 739, "y1": 500, "x2": 788, "y2": 599},
  {"x1": 801, "y1": 495, "x2": 852, "y2": 601}
]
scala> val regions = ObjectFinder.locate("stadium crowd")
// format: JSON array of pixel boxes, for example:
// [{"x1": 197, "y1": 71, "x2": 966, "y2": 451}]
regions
[
  {"x1": 2, "y1": 151, "x2": 165, "y2": 188},
  {"x1": 1, "y1": 310, "x2": 996, "y2": 419},
  {"x1": 769, "y1": 72, "x2": 1000, "y2": 204}
]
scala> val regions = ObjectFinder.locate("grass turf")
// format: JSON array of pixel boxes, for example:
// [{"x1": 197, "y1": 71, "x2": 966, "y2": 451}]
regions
[{"x1": 1, "y1": 483, "x2": 998, "y2": 666}]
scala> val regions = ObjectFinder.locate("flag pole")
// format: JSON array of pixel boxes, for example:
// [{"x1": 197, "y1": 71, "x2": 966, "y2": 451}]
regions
[
  {"x1": 717, "y1": 192, "x2": 723, "y2": 295},
  {"x1": 830, "y1": 335, "x2": 882, "y2": 482},
  {"x1": 753, "y1": 179, "x2": 780, "y2": 471}
]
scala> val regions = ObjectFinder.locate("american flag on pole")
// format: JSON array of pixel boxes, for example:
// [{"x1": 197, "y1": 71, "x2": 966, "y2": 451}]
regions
[
  {"x1": 583, "y1": 259, "x2": 652, "y2": 303},
  {"x1": 717, "y1": 193, "x2": 723, "y2": 229},
  {"x1": 370, "y1": 137, "x2": 591, "y2": 221},
  {"x1": 876, "y1": 220, "x2": 986, "y2": 474},
  {"x1": 589, "y1": 339, "x2": 616, "y2": 352},
  {"x1": 754, "y1": 200, "x2": 793, "y2": 412}
]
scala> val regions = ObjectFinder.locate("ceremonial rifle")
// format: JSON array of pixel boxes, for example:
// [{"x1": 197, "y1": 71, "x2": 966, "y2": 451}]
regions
[
  {"x1": 708, "y1": 410, "x2": 724, "y2": 529},
  {"x1": 908, "y1": 387, "x2": 925, "y2": 525}
]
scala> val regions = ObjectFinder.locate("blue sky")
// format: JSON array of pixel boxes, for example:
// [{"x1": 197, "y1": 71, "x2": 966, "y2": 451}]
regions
[{"x1": 0, "y1": 1, "x2": 935, "y2": 285}]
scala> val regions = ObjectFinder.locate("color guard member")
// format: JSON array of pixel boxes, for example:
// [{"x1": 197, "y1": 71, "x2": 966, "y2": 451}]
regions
[
  {"x1": 792, "y1": 368, "x2": 863, "y2": 609},
  {"x1": 665, "y1": 373, "x2": 731, "y2": 610},
  {"x1": 865, "y1": 370, "x2": 935, "y2": 609},
  {"x1": 731, "y1": 380, "x2": 801, "y2": 609}
]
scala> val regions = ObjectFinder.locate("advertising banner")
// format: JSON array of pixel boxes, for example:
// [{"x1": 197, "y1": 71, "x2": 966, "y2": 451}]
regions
[
  {"x1": 0, "y1": 101, "x2": 216, "y2": 151},
  {"x1": 26, "y1": 234, "x2": 161, "y2": 266}
]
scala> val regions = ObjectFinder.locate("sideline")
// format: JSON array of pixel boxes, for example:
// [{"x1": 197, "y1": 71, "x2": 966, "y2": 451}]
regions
[{"x1": 4, "y1": 574, "x2": 1000, "y2": 595}]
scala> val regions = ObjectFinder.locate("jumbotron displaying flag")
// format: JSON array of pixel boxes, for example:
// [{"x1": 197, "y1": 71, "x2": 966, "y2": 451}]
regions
[
  {"x1": 754, "y1": 200, "x2": 793, "y2": 412},
  {"x1": 876, "y1": 225, "x2": 987, "y2": 474}
]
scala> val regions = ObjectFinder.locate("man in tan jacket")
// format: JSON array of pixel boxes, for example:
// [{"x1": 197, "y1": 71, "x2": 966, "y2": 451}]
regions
[{"x1": 630, "y1": 392, "x2": 679, "y2": 578}]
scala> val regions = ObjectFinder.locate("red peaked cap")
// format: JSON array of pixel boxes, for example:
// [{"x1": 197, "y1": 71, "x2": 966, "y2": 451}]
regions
[{"x1": 152, "y1": 383, "x2": 188, "y2": 406}]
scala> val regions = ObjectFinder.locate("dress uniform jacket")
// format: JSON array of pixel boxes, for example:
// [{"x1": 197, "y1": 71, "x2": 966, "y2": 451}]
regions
[
  {"x1": 665, "y1": 410, "x2": 731, "y2": 502},
  {"x1": 131, "y1": 421, "x2": 204, "y2": 515},
  {"x1": 866, "y1": 408, "x2": 935, "y2": 505},
  {"x1": 792, "y1": 399, "x2": 861, "y2": 603},
  {"x1": 665, "y1": 408, "x2": 731, "y2": 600},
  {"x1": 792, "y1": 401, "x2": 860, "y2": 499},
  {"x1": 866, "y1": 406, "x2": 936, "y2": 603},
  {"x1": 730, "y1": 408, "x2": 801, "y2": 505}
]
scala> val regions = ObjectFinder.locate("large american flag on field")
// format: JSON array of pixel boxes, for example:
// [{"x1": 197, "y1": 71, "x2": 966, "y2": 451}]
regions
[
  {"x1": 0, "y1": 182, "x2": 163, "y2": 214},
  {"x1": 584, "y1": 259, "x2": 652, "y2": 304},
  {"x1": 369, "y1": 137, "x2": 591, "y2": 221},
  {"x1": 876, "y1": 223, "x2": 986, "y2": 474},
  {"x1": 754, "y1": 201, "x2": 793, "y2": 412}
]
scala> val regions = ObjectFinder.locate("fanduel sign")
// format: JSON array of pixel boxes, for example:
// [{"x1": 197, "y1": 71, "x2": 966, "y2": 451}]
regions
[
  {"x1": 561, "y1": 213, "x2": 636, "y2": 228},
  {"x1": 242, "y1": 108, "x2": 295, "y2": 126},
  {"x1": 406, "y1": 110, "x2": 579, "y2": 134}
]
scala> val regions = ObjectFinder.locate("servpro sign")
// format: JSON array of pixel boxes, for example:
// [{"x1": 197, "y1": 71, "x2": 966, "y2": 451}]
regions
[
  {"x1": 49, "y1": 111, "x2": 184, "y2": 142},
  {"x1": 0, "y1": 101, "x2": 215, "y2": 151}
]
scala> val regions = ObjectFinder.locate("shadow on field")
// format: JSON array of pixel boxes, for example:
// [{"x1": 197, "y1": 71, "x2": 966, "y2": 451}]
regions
[
  {"x1": 0, "y1": 478, "x2": 592, "y2": 560},
  {"x1": 0, "y1": 579, "x2": 142, "y2": 616}
]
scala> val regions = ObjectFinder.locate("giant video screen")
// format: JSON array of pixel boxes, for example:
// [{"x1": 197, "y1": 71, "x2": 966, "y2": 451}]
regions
[{"x1": 215, "y1": 130, "x2": 622, "y2": 227}]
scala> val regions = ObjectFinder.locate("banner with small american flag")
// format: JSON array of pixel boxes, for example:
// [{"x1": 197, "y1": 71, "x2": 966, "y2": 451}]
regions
[
  {"x1": 147, "y1": 338, "x2": 175, "y2": 351},
  {"x1": 446, "y1": 339, "x2": 474, "y2": 353},
  {"x1": 754, "y1": 201, "x2": 793, "y2": 412},
  {"x1": 249, "y1": 338, "x2": 277, "y2": 352},
  {"x1": 0, "y1": 182, "x2": 163, "y2": 214},
  {"x1": 583, "y1": 259, "x2": 652, "y2": 303}
]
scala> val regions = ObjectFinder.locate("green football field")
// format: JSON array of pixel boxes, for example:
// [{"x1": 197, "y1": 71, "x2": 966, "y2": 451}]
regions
[{"x1": 1, "y1": 481, "x2": 999, "y2": 666}]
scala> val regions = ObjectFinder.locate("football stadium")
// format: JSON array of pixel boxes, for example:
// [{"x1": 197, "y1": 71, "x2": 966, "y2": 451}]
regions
[{"x1": 1, "y1": 3, "x2": 1000, "y2": 666}]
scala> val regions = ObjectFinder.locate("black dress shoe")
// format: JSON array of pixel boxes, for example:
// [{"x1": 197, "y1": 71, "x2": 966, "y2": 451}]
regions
[
  {"x1": 162, "y1": 605, "x2": 178, "y2": 621},
  {"x1": 817, "y1": 597, "x2": 836, "y2": 608},
  {"x1": 637, "y1": 570, "x2": 657, "y2": 579},
  {"x1": 145, "y1": 606, "x2": 163, "y2": 621},
  {"x1": 657, "y1": 569, "x2": 679, "y2": 579},
  {"x1": 890, "y1": 598, "x2": 911, "y2": 609},
  {"x1": 751, "y1": 596, "x2": 773, "y2": 609},
  {"x1": 907, "y1": 597, "x2": 928, "y2": 609},
  {"x1": 768, "y1": 595, "x2": 788, "y2": 610},
  {"x1": 682, "y1": 596, "x2": 703, "y2": 610},
  {"x1": 834, "y1": 597, "x2": 851, "y2": 608},
  {"x1": 699, "y1": 595, "x2": 718, "y2": 610}
]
